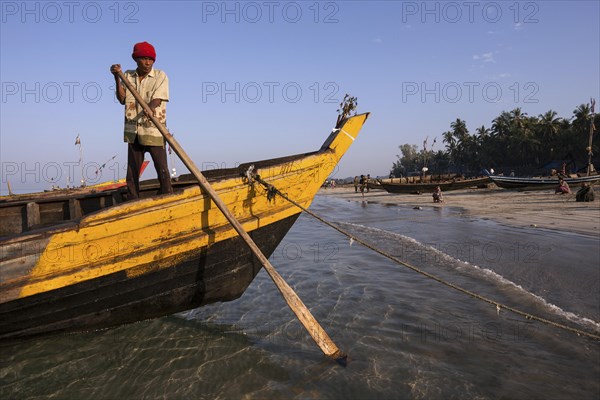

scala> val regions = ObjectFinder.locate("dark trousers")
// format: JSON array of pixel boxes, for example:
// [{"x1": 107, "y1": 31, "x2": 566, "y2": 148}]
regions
[{"x1": 126, "y1": 138, "x2": 173, "y2": 199}]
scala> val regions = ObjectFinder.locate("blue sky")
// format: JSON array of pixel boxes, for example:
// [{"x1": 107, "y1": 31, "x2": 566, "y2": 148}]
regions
[{"x1": 1, "y1": 0, "x2": 599, "y2": 193}]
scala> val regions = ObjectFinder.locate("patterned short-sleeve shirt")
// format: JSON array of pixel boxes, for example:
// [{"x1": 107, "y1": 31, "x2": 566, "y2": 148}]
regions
[{"x1": 123, "y1": 68, "x2": 169, "y2": 146}]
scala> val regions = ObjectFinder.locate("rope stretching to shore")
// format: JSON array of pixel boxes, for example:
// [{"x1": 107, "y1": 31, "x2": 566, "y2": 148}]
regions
[{"x1": 251, "y1": 175, "x2": 600, "y2": 341}]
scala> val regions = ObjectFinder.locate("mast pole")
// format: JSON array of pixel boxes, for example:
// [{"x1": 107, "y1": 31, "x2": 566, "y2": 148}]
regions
[{"x1": 587, "y1": 98, "x2": 596, "y2": 176}]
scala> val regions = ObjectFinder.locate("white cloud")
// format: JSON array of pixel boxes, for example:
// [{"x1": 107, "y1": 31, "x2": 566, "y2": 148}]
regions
[
  {"x1": 482, "y1": 52, "x2": 495, "y2": 62},
  {"x1": 485, "y1": 73, "x2": 512, "y2": 80},
  {"x1": 473, "y1": 52, "x2": 496, "y2": 63}
]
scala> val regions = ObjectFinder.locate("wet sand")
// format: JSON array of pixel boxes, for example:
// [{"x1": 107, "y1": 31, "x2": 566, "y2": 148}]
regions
[{"x1": 319, "y1": 185, "x2": 600, "y2": 237}]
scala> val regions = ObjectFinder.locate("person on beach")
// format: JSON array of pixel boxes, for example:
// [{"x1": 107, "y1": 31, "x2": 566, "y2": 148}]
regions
[
  {"x1": 366, "y1": 174, "x2": 371, "y2": 193},
  {"x1": 575, "y1": 182, "x2": 594, "y2": 202},
  {"x1": 359, "y1": 175, "x2": 366, "y2": 197},
  {"x1": 560, "y1": 162, "x2": 567, "y2": 177},
  {"x1": 432, "y1": 186, "x2": 443, "y2": 203},
  {"x1": 555, "y1": 178, "x2": 571, "y2": 194},
  {"x1": 354, "y1": 176, "x2": 359, "y2": 193},
  {"x1": 110, "y1": 41, "x2": 172, "y2": 200}
]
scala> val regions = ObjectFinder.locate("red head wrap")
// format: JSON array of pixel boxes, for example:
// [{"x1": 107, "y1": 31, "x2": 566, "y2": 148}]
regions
[{"x1": 132, "y1": 42, "x2": 156, "y2": 61}]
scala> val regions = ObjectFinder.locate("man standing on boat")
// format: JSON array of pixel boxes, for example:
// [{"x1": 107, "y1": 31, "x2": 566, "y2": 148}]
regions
[{"x1": 110, "y1": 41, "x2": 173, "y2": 200}]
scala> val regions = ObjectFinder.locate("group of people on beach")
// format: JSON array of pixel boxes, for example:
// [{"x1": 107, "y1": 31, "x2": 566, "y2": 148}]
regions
[
  {"x1": 354, "y1": 175, "x2": 371, "y2": 196},
  {"x1": 555, "y1": 178, "x2": 595, "y2": 202}
]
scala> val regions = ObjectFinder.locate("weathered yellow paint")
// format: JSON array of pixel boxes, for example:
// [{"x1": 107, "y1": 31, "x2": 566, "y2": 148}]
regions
[{"x1": 14, "y1": 113, "x2": 369, "y2": 300}]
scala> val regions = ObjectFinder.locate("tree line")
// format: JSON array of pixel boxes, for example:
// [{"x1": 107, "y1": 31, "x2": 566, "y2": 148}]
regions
[{"x1": 391, "y1": 103, "x2": 599, "y2": 177}]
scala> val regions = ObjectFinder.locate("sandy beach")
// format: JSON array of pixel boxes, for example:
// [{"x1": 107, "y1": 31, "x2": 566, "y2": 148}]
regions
[{"x1": 319, "y1": 185, "x2": 600, "y2": 237}]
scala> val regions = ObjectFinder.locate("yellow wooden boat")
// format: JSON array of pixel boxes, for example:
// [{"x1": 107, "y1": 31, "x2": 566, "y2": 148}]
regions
[{"x1": 0, "y1": 113, "x2": 369, "y2": 341}]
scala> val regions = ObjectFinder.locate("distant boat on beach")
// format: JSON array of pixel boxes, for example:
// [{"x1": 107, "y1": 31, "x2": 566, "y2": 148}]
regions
[
  {"x1": 377, "y1": 176, "x2": 490, "y2": 194},
  {"x1": 488, "y1": 174, "x2": 600, "y2": 190}
]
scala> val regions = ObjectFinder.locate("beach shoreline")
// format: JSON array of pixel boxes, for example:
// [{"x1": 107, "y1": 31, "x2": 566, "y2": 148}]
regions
[{"x1": 318, "y1": 185, "x2": 600, "y2": 237}]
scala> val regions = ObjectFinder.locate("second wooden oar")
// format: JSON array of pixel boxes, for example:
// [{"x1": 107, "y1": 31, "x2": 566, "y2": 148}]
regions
[{"x1": 114, "y1": 68, "x2": 347, "y2": 365}]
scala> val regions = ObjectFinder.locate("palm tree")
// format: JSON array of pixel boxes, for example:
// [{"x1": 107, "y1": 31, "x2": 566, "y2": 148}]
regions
[
  {"x1": 475, "y1": 125, "x2": 492, "y2": 168},
  {"x1": 536, "y1": 110, "x2": 561, "y2": 161},
  {"x1": 450, "y1": 118, "x2": 468, "y2": 138},
  {"x1": 573, "y1": 103, "x2": 591, "y2": 119},
  {"x1": 503, "y1": 108, "x2": 539, "y2": 166},
  {"x1": 491, "y1": 111, "x2": 512, "y2": 138},
  {"x1": 571, "y1": 103, "x2": 600, "y2": 172},
  {"x1": 475, "y1": 125, "x2": 489, "y2": 138},
  {"x1": 510, "y1": 108, "x2": 527, "y2": 131},
  {"x1": 442, "y1": 130, "x2": 457, "y2": 167},
  {"x1": 450, "y1": 119, "x2": 471, "y2": 172},
  {"x1": 572, "y1": 104, "x2": 591, "y2": 139},
  {"x1": 538, "y1": 110, "x2": 561, "y2": 142}
]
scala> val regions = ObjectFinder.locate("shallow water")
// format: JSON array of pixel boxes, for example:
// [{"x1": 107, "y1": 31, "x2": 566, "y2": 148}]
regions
[{"x1": 1, "y1": 195, "x2": 599, "y2": 399}]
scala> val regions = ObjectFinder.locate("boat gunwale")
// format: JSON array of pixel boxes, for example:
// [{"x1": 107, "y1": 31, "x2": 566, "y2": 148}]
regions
[{"x1": 0, "y1": 147, "x2": 338, "y2": 241}]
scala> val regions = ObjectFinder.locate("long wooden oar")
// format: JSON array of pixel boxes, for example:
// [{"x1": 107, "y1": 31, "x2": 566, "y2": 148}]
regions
[{"x1": 114, "y1": 69, "x2": 347, "y2": 365}]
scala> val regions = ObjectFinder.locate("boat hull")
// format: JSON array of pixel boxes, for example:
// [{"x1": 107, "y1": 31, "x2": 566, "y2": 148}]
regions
[
  {"x1": 0, "y1": 214, "x2": 298, "y2": 341},
  {"x1": 489, "y1": 175, "x2": 600, "y2": 190},
  {"x1": 379, "y1": 177, "x2": 490, "y2": 194}
]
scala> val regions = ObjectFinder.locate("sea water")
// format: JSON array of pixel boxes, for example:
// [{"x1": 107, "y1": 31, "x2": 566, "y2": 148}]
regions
[{"x1": 1, "y1": 195, "x2": 599, "y2": 399}]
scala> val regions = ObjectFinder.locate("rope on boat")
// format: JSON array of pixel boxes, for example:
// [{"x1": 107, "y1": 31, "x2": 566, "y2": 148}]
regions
[{"x1": 251, "y1": 175, "x2": 600, "y2": 341}]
